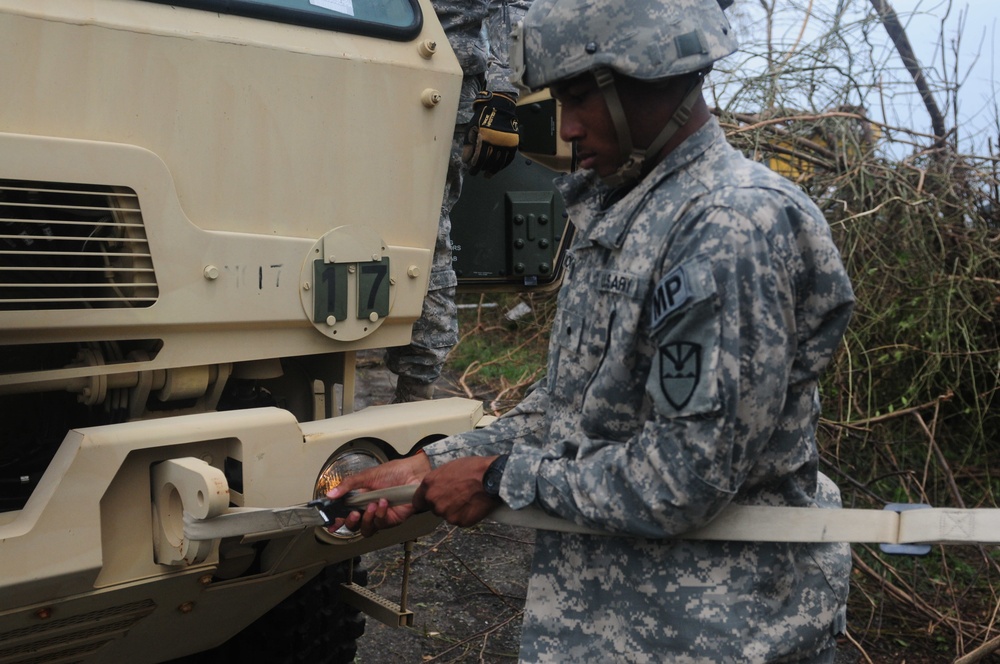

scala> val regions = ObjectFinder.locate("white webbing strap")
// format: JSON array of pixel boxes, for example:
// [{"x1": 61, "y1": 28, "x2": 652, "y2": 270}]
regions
[
  {"x1": 184, "y1": 506, "x2": 326, "y2": 541},
  {"x1": 490, "y1": 503, "x2": 1000, "y2": 545},
  {"x1": 183, "y1": 485, "x2": 416, "y2": 542},
  {"x1": 182, "y1": 482, "x2": 1000, "y2": 546},
  {"x1": 895, "y1": 507, "x2": 1000, "y2": 545}
]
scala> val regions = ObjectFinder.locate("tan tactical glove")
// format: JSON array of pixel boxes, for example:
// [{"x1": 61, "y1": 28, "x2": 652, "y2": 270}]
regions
[{"x1": 464, "y1": 90, "x2": 519, "y2": 177}]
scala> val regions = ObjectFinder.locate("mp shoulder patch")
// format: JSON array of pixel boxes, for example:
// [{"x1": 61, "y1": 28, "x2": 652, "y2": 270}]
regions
[{"x1": 651, "y1": 265, "x2": 691, "y2": 329}]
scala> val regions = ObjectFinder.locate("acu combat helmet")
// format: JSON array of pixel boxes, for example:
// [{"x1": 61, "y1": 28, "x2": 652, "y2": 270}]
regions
[
  {"x1": 511, "y1": 0, "x2": 737, "y2": 91},
  {"x1": 510, "y1": 0, "x2": 737, "y2": 184}
]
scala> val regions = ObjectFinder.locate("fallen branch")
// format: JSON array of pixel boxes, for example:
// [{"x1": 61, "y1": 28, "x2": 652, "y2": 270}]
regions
[{"x1": 955, "y1": 635, "x2": 1000, "y2": 664}]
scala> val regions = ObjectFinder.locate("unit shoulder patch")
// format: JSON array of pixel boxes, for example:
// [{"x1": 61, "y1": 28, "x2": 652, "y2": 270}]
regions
[{"x1": 659, "y1": 341, "x2": 701, "y2": 410}]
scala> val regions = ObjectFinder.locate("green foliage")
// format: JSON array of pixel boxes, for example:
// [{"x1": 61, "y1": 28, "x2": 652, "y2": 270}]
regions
[
  {"x1": 824, "y1": 159, "x2": 1000, "y2": 439},
  {"x1": 448, "y1": 293, "x2": 556, "y2": 415}
]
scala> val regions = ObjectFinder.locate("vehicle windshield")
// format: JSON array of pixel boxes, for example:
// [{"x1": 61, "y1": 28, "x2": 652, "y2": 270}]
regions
[{"x1": 141, "y1": 0, "x2": 421, "y2": 39}]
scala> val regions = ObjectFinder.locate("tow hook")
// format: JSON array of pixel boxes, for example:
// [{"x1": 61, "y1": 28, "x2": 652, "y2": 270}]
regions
[{"x1": 152, "y1": 457, "x2": 230, "y2": 566}]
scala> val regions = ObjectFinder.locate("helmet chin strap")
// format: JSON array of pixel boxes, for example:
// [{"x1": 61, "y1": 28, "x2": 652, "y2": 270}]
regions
[{"x1": 593, "y1": 68, "x2": 705, "y2": 187}]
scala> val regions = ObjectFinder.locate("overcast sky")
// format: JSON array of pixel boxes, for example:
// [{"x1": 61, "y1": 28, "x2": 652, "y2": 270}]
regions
[
  {"x1": 892, "y1": 0, "x2": 998, "y2": 148},
  {"x1": 724, "y1": 0, "x2": 997, "y2": 153}
]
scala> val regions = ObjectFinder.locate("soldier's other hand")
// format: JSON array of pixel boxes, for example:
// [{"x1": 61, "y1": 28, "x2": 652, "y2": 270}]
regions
[
  {"x1": 412, "y1": 455, "x2": 500, "y2": 527},
  {"x1": 464, "y1": 90, "x2": 519, "y2": 177}
]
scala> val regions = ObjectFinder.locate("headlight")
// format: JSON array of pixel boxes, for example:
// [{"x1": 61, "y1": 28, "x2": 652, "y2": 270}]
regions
[{"x1": 313, "y1": 445, "x2": 386, "y2": 541}]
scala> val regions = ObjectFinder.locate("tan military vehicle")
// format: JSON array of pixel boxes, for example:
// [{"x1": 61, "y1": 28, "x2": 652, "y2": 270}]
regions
[{"x1": 0, "y1": 1, "x2": 567, "y2": 662}]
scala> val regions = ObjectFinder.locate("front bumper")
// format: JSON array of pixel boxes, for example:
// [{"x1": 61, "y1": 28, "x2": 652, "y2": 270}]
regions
[{"x1": 0, "y1": 397, "x2": 485, "y2": 662}]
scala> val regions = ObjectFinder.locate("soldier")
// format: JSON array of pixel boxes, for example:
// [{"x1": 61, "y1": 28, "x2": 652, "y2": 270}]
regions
[
  {"x1": 336, "y1": 0, "x2": 855, "y2": 660},
  {"x1": 387, "y1": 0, "x2": 530, "y2": 403}
]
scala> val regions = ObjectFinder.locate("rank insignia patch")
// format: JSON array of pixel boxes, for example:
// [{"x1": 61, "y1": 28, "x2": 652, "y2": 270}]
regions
[{"x1": 659, "y1": 341, "x2": 701, "y2": 409}]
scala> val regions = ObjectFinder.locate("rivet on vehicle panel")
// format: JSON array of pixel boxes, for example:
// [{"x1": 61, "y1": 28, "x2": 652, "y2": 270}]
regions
[
  {"x1": 418, "y1": 39, "x2": 437, "y2": 59},
  {"x1": 178, "y1": 602, "x2": 195, "y2": 614},
  {"x1": 203, "y1": 265, "x2": 220, "y2": 280},
  {"x1": 421, "y1": 89, "x2": 443, "y2": 108},
  {"x1": 326, "y1": 315, "x2": 337, "y2": 327},
  {"x1": 372, "y1": 254, "x2": 380, "y2": 261},
  {"x1": 35, "y1": 608, "x2": 52, "y2": 620},
  {"x1": 369, "y1": 312, "x2": 379, "y2": 322},
  {"x1": 303, "y1": 282, "x2": 311, "y2": 291},
  {"x1": 348, "y1": 265, "x2": 356, "y2": 274},
  {"x1": 199, "y1": 575, "x2": 213, "y2": 587}
]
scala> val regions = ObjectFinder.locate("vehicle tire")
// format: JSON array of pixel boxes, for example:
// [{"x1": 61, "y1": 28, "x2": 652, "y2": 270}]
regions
[{"x1": 170, "y1": 559, "x2": 367, "y2": 664}]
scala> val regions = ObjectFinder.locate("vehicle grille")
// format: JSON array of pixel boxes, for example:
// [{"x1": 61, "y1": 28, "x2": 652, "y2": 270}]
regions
[
  {"x1": 0, "y1": 599, "x2": 155, "y2": 663},
  {"x1": 0, "y1": 179, "x2": 158, "y2": 310}
]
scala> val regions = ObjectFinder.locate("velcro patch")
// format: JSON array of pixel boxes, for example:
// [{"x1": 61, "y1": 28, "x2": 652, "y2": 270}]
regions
[
  {"x1": 675, "y1": 30, "x2": 708, "y2": 58},
  {"x1": 651, "y1": 265, "x2": 690, "y2": 329},
  {"x1": 598, "y1": 270, "x2": 640, "y2": 298},
  {"x1": 659, "y1": 341, "x2": 701, "y2": 410}
]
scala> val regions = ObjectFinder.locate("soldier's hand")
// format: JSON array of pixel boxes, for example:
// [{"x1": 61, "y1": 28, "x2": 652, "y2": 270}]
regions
[
  {"x1": 412, "y1": 455, "x2": 500, "y2": 527},
  {"x1": 327, "y1": 454, "x2": 431, "y2": 537},
  {"x1": 464, "y1": 91, "x2": 519, "y2": 177}
]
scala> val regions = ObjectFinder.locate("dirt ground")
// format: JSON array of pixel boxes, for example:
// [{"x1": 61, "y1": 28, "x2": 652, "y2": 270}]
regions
[
  {"x1": 349, "y1": 352, "x2": 864, "y2": 664},
  {"x1": 353, "y1": 519, "x2": 534, "y2": 663},
  {"x1": 352, "y1": 352, "x2": 533, "y2": 663}
]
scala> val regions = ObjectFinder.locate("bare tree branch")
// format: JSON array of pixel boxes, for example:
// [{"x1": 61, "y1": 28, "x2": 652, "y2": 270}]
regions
[{"x1": 868, "y1": 0, "x2": 949, "y2": 143}]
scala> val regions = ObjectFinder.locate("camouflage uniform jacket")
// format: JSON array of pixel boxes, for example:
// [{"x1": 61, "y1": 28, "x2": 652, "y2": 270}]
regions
[
  {"x1": 388, "y1": 0, "x2": 531, "y2": 388},
  {"x1": 431, "y1": 0, "x2": 525, "y2": 122},
  {"x1": 424, "y1": 117, "x2": 855, "y2": 662}
]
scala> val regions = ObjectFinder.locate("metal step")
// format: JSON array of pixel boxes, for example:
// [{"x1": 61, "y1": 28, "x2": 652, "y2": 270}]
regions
[{"x1": 338, "y1": 582, "x2": 414, "y2": 628}]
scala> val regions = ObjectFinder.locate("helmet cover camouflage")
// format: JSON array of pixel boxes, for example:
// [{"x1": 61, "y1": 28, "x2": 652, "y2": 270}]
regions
[{"x1": 511, "y1": 0, "x2": 738, "y2": 91}]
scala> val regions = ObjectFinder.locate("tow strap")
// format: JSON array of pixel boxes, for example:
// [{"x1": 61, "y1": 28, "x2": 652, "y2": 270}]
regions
[
  {"x1": 491, "y1": 501, "x2": 1000, "y2": 554},
  {"x1": 184, "y1": 485, "x2": 1000, "y2": 553},
  {"x1": 183, "y1": 485, "x2": 415, "y2": 541}
]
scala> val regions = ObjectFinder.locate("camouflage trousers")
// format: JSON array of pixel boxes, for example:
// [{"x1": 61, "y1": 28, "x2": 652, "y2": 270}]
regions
[{"x1": 384, "y1": 124, "x2": 465, "y2": 389}]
